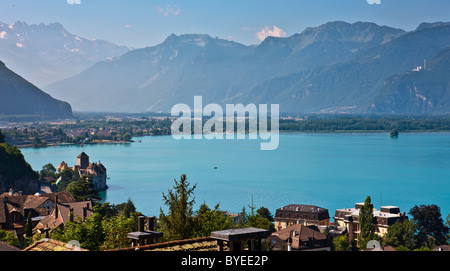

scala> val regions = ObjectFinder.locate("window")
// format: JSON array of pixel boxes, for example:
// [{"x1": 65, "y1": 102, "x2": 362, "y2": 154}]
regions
[{"x1": 10, "y1": 211, "x2": 21, "y2": 222}]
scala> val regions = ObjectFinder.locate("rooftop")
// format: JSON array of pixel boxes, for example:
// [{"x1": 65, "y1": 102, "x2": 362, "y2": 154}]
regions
[
  {"x1": 24, "y1": 239, "x2": 87, "y2": 251},
  {"x1": 0, "y1": 241, "x2": 20, "y2": 251},
  {"x1": 210, "y1": 227, "x2": 270, "y2": 241},
  {"x1": 77, "y1": 152, "x2": 89, "y2": 158},
  {"x1": 108, "y1": 237, "x2": 218, "y2": 252},
  {"x1": 335, "y1": 206, "x2": 402, "y2": 219},
  {"x1": 278, "y1": 204, "x2": 328, "y2": 213}
]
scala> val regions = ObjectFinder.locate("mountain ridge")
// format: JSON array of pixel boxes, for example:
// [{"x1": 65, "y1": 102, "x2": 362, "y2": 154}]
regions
[
  {"x1": 0, "y1": 60, "x2": 73, "y2": 120},
  {"x1": 45, "y1": 21, "x2": 417, "y2": 113},
  {"x1": 0, "y1": 21, "x2": 131, "y2": 87},
  {"x1": 6, "y1": 20, "x2": 443, "y2": 114}
]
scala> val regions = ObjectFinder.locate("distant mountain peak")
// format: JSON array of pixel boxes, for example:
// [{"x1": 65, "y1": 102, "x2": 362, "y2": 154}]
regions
[
  {"x1": 165, "y1": 33, "x2": 212, "y2": 42},
  {"x1": 0, "y1": 20, "x2": 131, "y2": 87},
  {"x1": 416, "y1": 22, "x2": 450, "y2": 32}
]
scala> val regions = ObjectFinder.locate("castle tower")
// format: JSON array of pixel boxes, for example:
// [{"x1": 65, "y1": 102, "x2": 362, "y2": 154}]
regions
[
  {"x1": 57, "y1": 161, "x2": 68, "y2": 174},
  {"x1": 77, "y1": 152, "x2": 90, "y2": 169}
]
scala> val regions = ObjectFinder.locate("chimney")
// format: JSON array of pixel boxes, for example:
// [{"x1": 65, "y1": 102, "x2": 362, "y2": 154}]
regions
[
  {"x1": 147, "y1": 216, "x2": 156, "y2": 231},
  {"x1": 138, "y1": 216, "x2": 145, "y2": 232},
  {"x1": 82, "y1": 202, "x2": 90, "y2": 220},
  {"x1": 54, "y1": 195, "x2": 59, "y2": 219},
  {"x1": 44, "y1": 225, "x2": 50, "y2": 239},
  {"x1": 287, "y1": 230, "x2": 293, "y2": 251}
]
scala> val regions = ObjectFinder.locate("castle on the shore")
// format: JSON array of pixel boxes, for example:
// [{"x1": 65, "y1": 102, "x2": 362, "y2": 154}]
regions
[{"x1": 57, "y1": 152, "x2": 107, "y2": 190}]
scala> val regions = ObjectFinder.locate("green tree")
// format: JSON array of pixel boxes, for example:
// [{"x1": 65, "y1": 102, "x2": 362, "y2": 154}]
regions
[
  {"x1": 446, "y1": 213, "x2": 450, "y2": 238},
  {"x1": 247, "y1": 214, "x2": 274, "y2": 232},
  {"x1": 0, "y1": 229, "x2": 19, "y2": 248},
  {"x1": 237, "y1": 206, "x2": 248, "y2": 228},
  {"x1": 40, "y1": 163, "x2": 56, "y2": 179},
  {"x1": 382, "y1": 220, "x2": 418, "y2": 250},
  {"x1": 32, "y1": 137, "x2": 45, "y2": 147},
  {"x1": 56, "y1": 168, "x2": 75, "y2": 191},
  {"x1": 66, "y1": 176, "x2": 100, "y2": 201},
  {"x1": 237, "y1": 197, "x2": 275, "y2": 232},
  {"x1": 193, "y1": 202, "x2": 232, "y2": 237},
  {"x1": 0, "y1": 142, "x2": 39, "y2": 185},
  {"x1": 51, "y1": 213, "x2": 105, "y2": 251},
  {"x1": 322, "y1": 226, "x2": 335, "y2": 251},
  {"x1": 116, "y1": 198, "x2": 137, "y2": 218},
  {"x1": 123, "y1": 132, "x2": 132, "y2": 141},
  {"x1": 358, "y1": 196, "x2": 376, "y2": 249},
  {"x1": 159, "y1": 174, "x2": 197, "y2": 241},
  {"x1": 25, "y1": 212, "x2": 33, "y2": 238},
  {"x1": 94, "y1": 202, "x2": 118, "y2": 219},
  {"x1": 409, "y1": 204, "x2": 449, "y2": 246},
  {"x1": 333, "y1": 235, "x2": 350, "y2": 251},
  {"x1": 100, "y1": 213, "x2": 137, "y2": 250},
  {"x1": 82, "y1": 212, "x2": 105, "y2": 250},
  {"x1": 256, "y1": 207, "x2": 274, "y2": 222}
]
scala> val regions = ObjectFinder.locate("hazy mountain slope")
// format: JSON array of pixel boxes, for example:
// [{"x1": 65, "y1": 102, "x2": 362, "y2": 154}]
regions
[
  {"x1": 0, "y1": 21, "x2": 130, "y2": 87},
  {"x1": 249, "y1": 21, "x2": 404, "y2": 76},
  {"x1": 46, "y1": 21, "x2": 405, "y2": 113},
  {"x1": 242, "y1": 23, "x2": 450, "y2": 113},
  {"x1": 47, "y1": 34, "x2": 255, "y2": 112},
  {"x1": 0, "y1": 61, "x2": 73, "y2": 119},
  {"x1": 370, "y1": 47, "x2": 450, "y2": 113}
]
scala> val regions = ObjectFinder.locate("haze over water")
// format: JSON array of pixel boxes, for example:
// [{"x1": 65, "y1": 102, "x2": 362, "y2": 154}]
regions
[{"x1": 21, "y1": 133, "x2": 450, "y2": 220}]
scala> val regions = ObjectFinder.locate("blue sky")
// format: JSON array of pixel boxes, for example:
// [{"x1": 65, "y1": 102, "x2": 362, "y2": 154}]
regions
[{"x1": 0, "y1": 0, "x2": 449, "y2": 48}]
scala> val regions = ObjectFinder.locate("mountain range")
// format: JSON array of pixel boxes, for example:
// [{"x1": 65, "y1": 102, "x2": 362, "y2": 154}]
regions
[
  {"x1": 2, "y1": 20, "x2": 450, "y2": 114},
  {"x1": 0, "y1": 21, "x2": 131, "y2": 88},
  {"x1": 43, "y1": 21, "x2": 450, "y2": 114}
]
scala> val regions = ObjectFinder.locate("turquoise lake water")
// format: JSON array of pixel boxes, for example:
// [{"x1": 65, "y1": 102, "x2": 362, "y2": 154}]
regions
[{"x1": 20, "y1": 133, "x2": 450, "y2": 220}]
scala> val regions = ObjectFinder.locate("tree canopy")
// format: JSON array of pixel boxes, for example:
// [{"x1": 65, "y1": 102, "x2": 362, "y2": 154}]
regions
[
  {"x1": 358, "y1": 196, "x2": 378, "y2": 249},
  {"x1": 409, "y1": 204, "x2": 449, "y2": 246},
  {"x1": 66, "y1": 176, "x2": 100, "y2": 201},
  {"x1": 0, "y1": 140, "x2": 38, "y2": 186}
]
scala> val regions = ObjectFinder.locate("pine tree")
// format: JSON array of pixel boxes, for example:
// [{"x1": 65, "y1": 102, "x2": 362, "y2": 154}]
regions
[
  {"x1": 25, "y1": 212, "x2": 33, "y2": 237},
  {"x1": 159, "y1": 174, "x2": 197, "y2": 241}
]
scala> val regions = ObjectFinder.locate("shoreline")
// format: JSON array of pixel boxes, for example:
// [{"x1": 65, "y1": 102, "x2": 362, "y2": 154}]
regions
[
  {"x1": 15, "y1": 129, "x2": 450, "y2": 149},
  {"x1": 16, "y1": 139, "x2": 134, "y2": 149}
]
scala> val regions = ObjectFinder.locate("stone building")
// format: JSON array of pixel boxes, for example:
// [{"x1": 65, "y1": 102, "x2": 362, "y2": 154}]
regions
[
  {"x1": 57, "y1": 152, "x2": 107, "y2": 191},
  {"x1": 274, "y1": 204, "x2": 330, "y2": 231}
]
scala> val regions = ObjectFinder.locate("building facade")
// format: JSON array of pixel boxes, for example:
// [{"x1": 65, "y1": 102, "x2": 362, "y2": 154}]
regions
[
  {"x1": 274, "y1": 204, "x2": 330, "y2": 231},
  {"x1": 334, "y1": 203, "x2": 408, "y2": 241}
]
